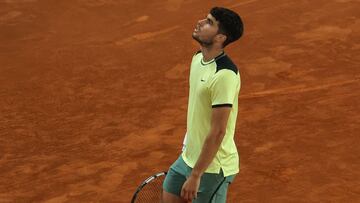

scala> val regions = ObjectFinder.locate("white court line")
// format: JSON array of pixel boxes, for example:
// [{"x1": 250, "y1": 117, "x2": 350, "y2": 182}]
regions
[{"x1": 228, "y1": 0, "x2": 258, "y2": 8}]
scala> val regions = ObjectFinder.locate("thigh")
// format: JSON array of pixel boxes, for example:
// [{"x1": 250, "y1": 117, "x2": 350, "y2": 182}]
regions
[
  {"x1": 192, "y1": 170, "x2": 226, "y2": 203},
  {"x1": 211, "y1": 174, "x2": 236, "y2": 203},
  {"x1": 162, "y1": 167, "x2": 187, "y2": 197},
  {"x1": 193, "y1": 171, "x2": 236, "y2": 203},
  {"x1": 163, "y1": 154, "x2": 191, "y2": 196}
]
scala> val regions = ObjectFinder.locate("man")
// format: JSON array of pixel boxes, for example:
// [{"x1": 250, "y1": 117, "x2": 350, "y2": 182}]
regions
[{"x1": 162, "y1": 7, "x2": 244, "y2": 203}]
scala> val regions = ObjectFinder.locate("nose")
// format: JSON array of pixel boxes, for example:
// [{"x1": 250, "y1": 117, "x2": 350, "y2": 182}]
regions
[{"x1": 197, "y1": 18, "x2": 207, "y2": 26}]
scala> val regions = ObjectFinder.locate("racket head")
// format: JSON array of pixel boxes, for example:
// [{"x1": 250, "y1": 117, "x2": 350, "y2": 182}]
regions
[{"x1": 131, "y1": 171, "x2": 167, "y2": 203}]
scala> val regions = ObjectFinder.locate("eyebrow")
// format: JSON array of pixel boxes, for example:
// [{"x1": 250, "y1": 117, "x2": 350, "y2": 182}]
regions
[{"x1": 206, "y1": 17, "x2": 214, "y2": 25}]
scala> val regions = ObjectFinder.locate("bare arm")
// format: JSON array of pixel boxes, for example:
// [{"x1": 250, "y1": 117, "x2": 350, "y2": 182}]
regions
[
  {"x1": 180, "y1": 107, "x2": 232, "y2": 201},
  {"x1": 190, "y1": 106, "x2": 231, "y2": 178}
]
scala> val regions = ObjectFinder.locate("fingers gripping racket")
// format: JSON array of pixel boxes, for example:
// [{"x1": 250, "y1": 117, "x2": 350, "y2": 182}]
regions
[{"x1": 131, "y1": 171, "x2": 167, "y2": 203}]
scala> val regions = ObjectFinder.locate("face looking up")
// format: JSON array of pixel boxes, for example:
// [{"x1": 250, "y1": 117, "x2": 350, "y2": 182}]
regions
[{"x1": 192, "y1": 14, "x2": 226, "y2": 47}]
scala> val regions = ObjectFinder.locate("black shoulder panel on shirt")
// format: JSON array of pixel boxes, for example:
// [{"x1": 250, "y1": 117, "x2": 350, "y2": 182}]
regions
[
  {"x1": 194, "y1": 50, "x2": 202, "y2": 55},
  {"x1": 215, "y1": 55, "x2": 238, "y2": 75}
]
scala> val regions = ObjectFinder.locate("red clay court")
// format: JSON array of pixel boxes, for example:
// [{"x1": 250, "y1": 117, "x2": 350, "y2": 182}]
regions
[{"x1": 0, "y1": 0, "x2": 359, "y2": 202}]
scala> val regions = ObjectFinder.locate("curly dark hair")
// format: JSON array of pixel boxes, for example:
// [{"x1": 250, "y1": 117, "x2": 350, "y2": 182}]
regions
[{"x1": 210, "y1": 7, "x2": 244, "y2": 47}]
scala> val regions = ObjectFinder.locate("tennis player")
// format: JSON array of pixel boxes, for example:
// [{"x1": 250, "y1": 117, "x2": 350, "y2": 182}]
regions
[{"x1": 162, "y1": 7, "x2": 244, "y2": 203}]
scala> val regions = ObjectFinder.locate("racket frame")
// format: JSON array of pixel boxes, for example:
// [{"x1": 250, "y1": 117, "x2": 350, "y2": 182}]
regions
[{"x1": 131, "y1": 171, "x2": 168, "y2": 203}]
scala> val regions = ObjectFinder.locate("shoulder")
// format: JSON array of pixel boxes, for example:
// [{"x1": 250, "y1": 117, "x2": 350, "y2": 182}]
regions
[{"x1": 215, "y1": 54, "x2": 238, "y2": 75}]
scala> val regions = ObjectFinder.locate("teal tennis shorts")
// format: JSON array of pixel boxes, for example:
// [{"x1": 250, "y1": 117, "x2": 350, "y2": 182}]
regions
[{"x1": 163, "y1": 154, "x2": 236, "y2": 203}]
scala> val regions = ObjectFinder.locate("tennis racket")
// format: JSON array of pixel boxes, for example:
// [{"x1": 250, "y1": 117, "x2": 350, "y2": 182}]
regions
[{"x1": 131, "y1": 171, "x2": 167, "y2": 203}]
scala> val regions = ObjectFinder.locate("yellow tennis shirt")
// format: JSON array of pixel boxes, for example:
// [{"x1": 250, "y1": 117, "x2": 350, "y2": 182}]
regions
[{"x1": 181, "y1": 50, "x2": 241, "y2": 177}]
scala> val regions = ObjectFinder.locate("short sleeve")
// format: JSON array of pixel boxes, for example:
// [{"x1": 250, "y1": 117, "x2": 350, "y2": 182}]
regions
[{"x1": 209, "y1": 70, "x2": 239, "y2": 108}]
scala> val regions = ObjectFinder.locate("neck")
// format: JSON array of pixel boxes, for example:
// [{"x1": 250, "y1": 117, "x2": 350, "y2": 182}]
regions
[{"x1": 200, "y1": 46, "x2": 224, "y2": 62}]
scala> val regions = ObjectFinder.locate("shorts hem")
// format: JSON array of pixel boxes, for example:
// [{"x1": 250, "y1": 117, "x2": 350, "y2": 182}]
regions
[{"x1": 162, "y1": 186, "x2": 181, "y2": 197}]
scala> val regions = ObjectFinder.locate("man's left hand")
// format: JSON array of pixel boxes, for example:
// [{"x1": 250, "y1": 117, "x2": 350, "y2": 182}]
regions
[{"x1": 180, "y1": 174, "x2": 201, "y2": 202}]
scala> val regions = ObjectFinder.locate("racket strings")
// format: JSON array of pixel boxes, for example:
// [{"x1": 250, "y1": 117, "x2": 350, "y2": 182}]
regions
[{"x1": 134, "y1": 175, "x2": 165, "y2": 203}]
